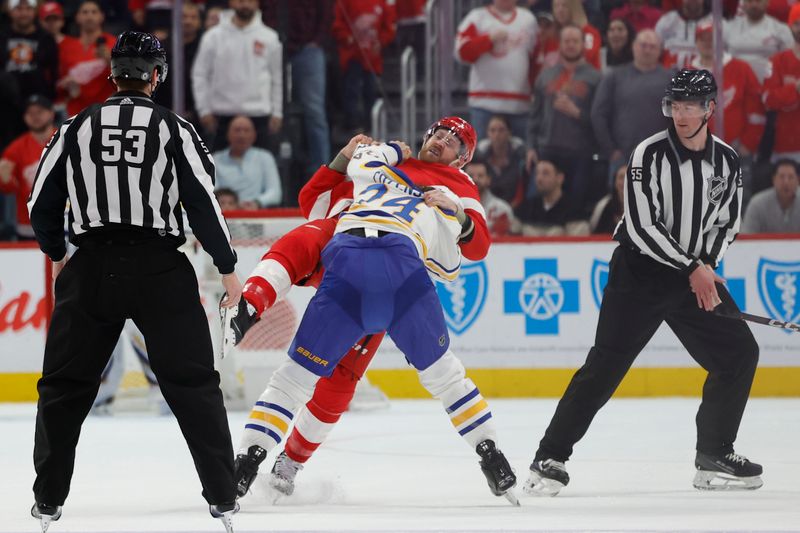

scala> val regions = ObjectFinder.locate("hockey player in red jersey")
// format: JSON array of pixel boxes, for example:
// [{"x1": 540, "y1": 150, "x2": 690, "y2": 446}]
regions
[{"x1": 224, "y1": 118, "x2": 517, "y2": 504}]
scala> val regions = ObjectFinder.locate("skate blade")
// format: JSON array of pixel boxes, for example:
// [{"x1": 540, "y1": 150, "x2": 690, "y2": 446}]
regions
[
  {"x1": 268, "y1": 476, "x2": 295, "y2": 497},
  {"x1": 693, "y1": 470, "x2": 763, "y2": 491},
  {"x1": 523, "y1": 472, "x2": 565, "y2": 497},
  {"x1": 220, "y1": 305, "x2": 238, "y2": 359},
  {"x1": 503, "y1": 490, "x2": 521, "y2": 506},
  {"x1": 217, "y1": 511, "x2": 235, "y2": 533},
  {"x1": 39, "y1": 514, "x2": 59, "y2": 533}
]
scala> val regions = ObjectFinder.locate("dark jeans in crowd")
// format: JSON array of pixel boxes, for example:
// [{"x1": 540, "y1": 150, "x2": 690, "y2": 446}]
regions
[
  {"x1": 342, "y1": 61, "x2": 378, "y2": 133},
  {"x1": 290, "y1": 44, "x2": 330, "y2": 176},
  {"x1": 539, "y1": 147, "x2": 598, "y2": 215}
]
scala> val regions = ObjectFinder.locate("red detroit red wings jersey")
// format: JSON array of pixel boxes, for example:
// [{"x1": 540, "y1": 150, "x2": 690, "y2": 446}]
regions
[{"x1": 299, "y1": 159, "x2": 490, "y2": 262}]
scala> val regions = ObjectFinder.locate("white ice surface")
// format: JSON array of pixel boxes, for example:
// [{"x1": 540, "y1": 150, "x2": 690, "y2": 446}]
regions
[{"x1": 2, "y1": 399, "x2": 799, "y2": 532}]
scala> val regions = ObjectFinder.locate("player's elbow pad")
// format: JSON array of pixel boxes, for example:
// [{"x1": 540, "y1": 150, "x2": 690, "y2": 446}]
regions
[{"x1": 458, "y1": 216, "x2": 475, "y2": 243}]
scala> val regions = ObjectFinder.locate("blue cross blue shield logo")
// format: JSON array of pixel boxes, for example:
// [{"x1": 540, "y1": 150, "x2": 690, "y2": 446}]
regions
[
  {"x1": 435, "y1": 261, "x2": 488, "y2": 335},
  {"x1": 504, "y1": 258, "x2": 579, "y2": 335},
  {"x1": 590, "y1": 259, "x2": 609, "y2": 309},
  {"x1": 757, "y1": 259, "x2": 800, "y2": 332}
]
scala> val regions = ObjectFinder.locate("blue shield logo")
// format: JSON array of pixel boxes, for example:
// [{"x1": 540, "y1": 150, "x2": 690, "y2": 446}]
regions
[
  {"x1": 590, "y1": 259, "x2": 609, "y2": 309},
  {"x1": 436, "y1": 261, "x2": 488, "y2": 335},
  {"x1": 757, "y1": 259, "x2": 800, "y2": 331}
]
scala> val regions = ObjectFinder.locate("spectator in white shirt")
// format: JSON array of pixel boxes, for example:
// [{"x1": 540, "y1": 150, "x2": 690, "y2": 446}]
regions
[
  {"x1": 654, "y1": 0, "x2": 710, "y2": 67},
  {"x1": 192, "y1": 0, "x2": 282, "y2": 152},
  {"x1": 724, "y1": 0, "x2": 794, "y2": 83}
]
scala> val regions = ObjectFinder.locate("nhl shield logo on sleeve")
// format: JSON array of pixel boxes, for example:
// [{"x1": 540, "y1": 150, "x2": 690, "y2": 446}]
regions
[
  {"x1": 757, "y1": 259, "x2": 800, "y2": 334},
  {"x1": 435, "y1": 261, "x2": 488, "y2": 335}
]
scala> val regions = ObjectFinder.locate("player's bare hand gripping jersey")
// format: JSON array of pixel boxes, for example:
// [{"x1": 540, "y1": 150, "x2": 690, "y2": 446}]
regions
[{"x1": 334, "y1": 143, "x2": 465, "y2": 281}]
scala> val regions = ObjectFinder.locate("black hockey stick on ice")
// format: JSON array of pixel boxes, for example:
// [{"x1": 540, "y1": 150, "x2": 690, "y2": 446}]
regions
[{"x1": 714, "y1": 308, "x2": 800, "y2": 333}]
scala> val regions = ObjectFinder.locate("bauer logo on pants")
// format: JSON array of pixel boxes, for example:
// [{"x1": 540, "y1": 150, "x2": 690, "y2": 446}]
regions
[
  {"x1": 503, "y1": 258, "x2": 579, "y2": 335},
  {"x1": 435, "y1": 261, "x2": 487, "y2": 335},
  {"x1": 758, "y1": 259, "x2": 800, "y2": 333}
]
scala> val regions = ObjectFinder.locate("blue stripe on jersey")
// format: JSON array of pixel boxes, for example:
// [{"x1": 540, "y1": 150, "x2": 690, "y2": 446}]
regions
[
  {"x1": 245, "y1": 424, "x2": 283, "y2": 443},
  {"x1": 427, "y1": 256, "x2": 461, "y2": 274},
  {"x1": 254, "y1": 401, "x2": 294, "y2": 420},
  {"x1": 458, "y1": 412, "x2": 493, "y2": 436},
  {"x1": 447, "y1": 388, "x2": 480, "y2": 413}
]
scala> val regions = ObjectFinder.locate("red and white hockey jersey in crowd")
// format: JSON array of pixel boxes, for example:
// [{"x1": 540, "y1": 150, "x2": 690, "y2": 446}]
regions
[
  {"x1": 689, "y1": 55, "x2": 766, "y2": 154},
  {"x1": 655, "y1": 10, "x2": 711, "y2": 67},
  {"x1": 763, "y1": 48, "x2": 800, "y2": 159},
  {"x1": 299, "y1": 151, "x2": 491, "y2": 266},
  {"x1": 723, "y1": 13, "x2": 794, "y2": 83},
  {"x1": 455, "y1": 4, "x2": 538, "y2": 114},
  {"x1": 331, "y1": 0, "x2": 396, "y2": 75}
]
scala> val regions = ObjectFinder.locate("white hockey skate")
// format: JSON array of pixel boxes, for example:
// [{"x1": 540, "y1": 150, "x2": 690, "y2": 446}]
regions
[
  {"x1": 209, "y1": 501, "x2": 239, "y2": 533},
  {"x1": 220, "y1": 295, "x2": 258, "y2": 359},
  {"x1": 31, "y1": 503, "x2": 61, "y2": 533},
  {"x1": 523, "y1": 459, "x2": 569, "y2": 497},
  {"x1": 693, "y1": 452, "x2": 763, "y2": 491},
  {"x1": 269, "y1": 451, "x2": 304, "y2": 496}
]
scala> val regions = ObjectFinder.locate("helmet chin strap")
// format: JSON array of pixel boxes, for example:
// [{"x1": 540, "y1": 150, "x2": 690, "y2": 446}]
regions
[{"x1": 684, "y1": 104, "x2": 715, "y2": 140}]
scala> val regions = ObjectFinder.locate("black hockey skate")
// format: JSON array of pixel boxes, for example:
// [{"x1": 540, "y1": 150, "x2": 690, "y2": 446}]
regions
[
  {"x1": 476, "y1": 440, "x2": 519, "y2": 506},
  {"x1": 220, "y1": 295, "x2": 259, "y2": 358},
  {"x1": 209, "y1": 501, "x2": 239, "y2": 533},
  {"x1": 269, "y1": 451, "x2": 304, "y2": 496},
  {"x1": 234, "y1": 445, "x2": 268, "y2": 498},
  {"x1": 31, "y1": 502, "x2": 61, "y2": 533},
  {"x1": 693, "y1": 451, "x2": 763, "y2": 491},
  {"x1": 524, "y1": 458, "x2": 570, "y2": 497}
]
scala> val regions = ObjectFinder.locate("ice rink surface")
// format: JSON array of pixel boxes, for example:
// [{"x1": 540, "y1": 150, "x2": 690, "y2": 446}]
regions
[{"x1": 2, "y1": 398, "x2": 799, "y2": 533}]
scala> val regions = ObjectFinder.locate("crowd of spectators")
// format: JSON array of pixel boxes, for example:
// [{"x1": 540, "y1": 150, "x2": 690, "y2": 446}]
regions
[
  {"x1": 458, "y1": 0, "x2": 800, "y2": 237},
  {"x1": 1, "y1": 0, "x2": 799, "y2": 241}
]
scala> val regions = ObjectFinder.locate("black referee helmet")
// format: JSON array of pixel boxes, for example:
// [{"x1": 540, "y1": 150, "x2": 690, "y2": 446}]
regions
[
  {"x1": 110, "y1": 31, "x2": 168, "y2": 84},
  {"x1": 662, "y1": 69, "x2": 717, "y2": 116}
]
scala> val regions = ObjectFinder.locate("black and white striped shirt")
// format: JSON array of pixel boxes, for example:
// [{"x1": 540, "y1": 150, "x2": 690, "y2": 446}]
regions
[
  {"x1": 614, "y1": 126, "x2": 742, "y2": 273},
  {"x1": 28, "y1": 91, "x2": 237, "y2": 274}
]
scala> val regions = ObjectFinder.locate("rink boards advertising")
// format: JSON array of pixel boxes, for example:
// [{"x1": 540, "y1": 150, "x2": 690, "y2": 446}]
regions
[{"x1": 1, "y1": 231, "x2": 799, "y2": 400}]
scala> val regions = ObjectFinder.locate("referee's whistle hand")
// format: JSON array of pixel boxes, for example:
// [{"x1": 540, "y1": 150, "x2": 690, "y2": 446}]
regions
[
  {"x1": 689, "y1": 265, "x2": 721, "y2": 312},
  {"x1": 220, "y1": 273, "x2": 243, "y2": 308}
]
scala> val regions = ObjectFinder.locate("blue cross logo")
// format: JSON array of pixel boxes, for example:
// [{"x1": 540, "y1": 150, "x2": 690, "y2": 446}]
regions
[
  {"x1": 716, "y1": 261, "x2": 746, "y2": 310},
  {"x1": 504, "y1": 258, "x2": 579, "y2": 335}
]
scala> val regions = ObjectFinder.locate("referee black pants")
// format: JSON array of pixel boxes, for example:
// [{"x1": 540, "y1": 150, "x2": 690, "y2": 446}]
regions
[
  {"x1": 536, "y1": 245, "x2": 759, "y2": 463},
  {"x1": 33, "y1": 241, "x2": 235, "y2": 506}
]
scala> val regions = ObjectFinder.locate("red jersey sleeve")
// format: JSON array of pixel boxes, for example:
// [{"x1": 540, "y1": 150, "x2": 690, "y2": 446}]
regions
[
  {"x1": 456, "y1": 22, "x2": 494, "y2": 64},
  {"x1": 0, "y1": 140, "x2": 23, "y2": 193},
  {"x1": 763, "y1": 53, "x2": 800, "y2": 111},
  {"x1": 299, "y1": 165, "x2": 355, "y2": 220},
  {"x1": 741, "y1": 64, "x2": 765, "y2": 153}
]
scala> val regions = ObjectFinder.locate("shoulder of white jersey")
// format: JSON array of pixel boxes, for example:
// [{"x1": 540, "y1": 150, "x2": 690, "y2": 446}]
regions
[{"x1": 630, "y1": 129, "x2": 669, "y2": 167}]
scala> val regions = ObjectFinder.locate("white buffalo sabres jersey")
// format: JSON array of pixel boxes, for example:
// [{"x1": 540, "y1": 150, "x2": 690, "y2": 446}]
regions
[{"x1": 336, "y1": 143, "x2": 464, "y2": 281}]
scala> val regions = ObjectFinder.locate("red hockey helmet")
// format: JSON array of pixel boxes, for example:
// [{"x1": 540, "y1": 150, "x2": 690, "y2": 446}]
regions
[{"x1": 423, "y1": 116, "x2": 477, "y2": 166}]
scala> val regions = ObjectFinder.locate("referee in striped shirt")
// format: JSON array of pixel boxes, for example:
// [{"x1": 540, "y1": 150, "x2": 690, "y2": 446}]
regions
[
  {"x1": 28, "y1": 32, "x2": 240, "y2": 531},
  {"x1": 525, "y1": 70, "x2": 763, "y2": 496}
]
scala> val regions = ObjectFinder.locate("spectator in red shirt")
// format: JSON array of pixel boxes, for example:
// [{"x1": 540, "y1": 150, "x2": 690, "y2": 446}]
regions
[
  {"x1": 0, "y1": 95, "x2": 56, "y2": 240},
  {"x1": 38, "y1": 2, "x2": 66, "y2": 45},
  {"x1": 331, "y1": 0, "x2": 396, "y2": 133},
  {"x1": 691, "y1": 23, "x2": 765, "y2": 158},
  {"x1": 57, "y1": 0, "x2": 116, "y2": 117},
  {"x1": 610, "y1": 0, "x2": 663, "y2": 32},
  {"x1": 763, "y1": 4, "x2": 800, "y2": 164}
]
